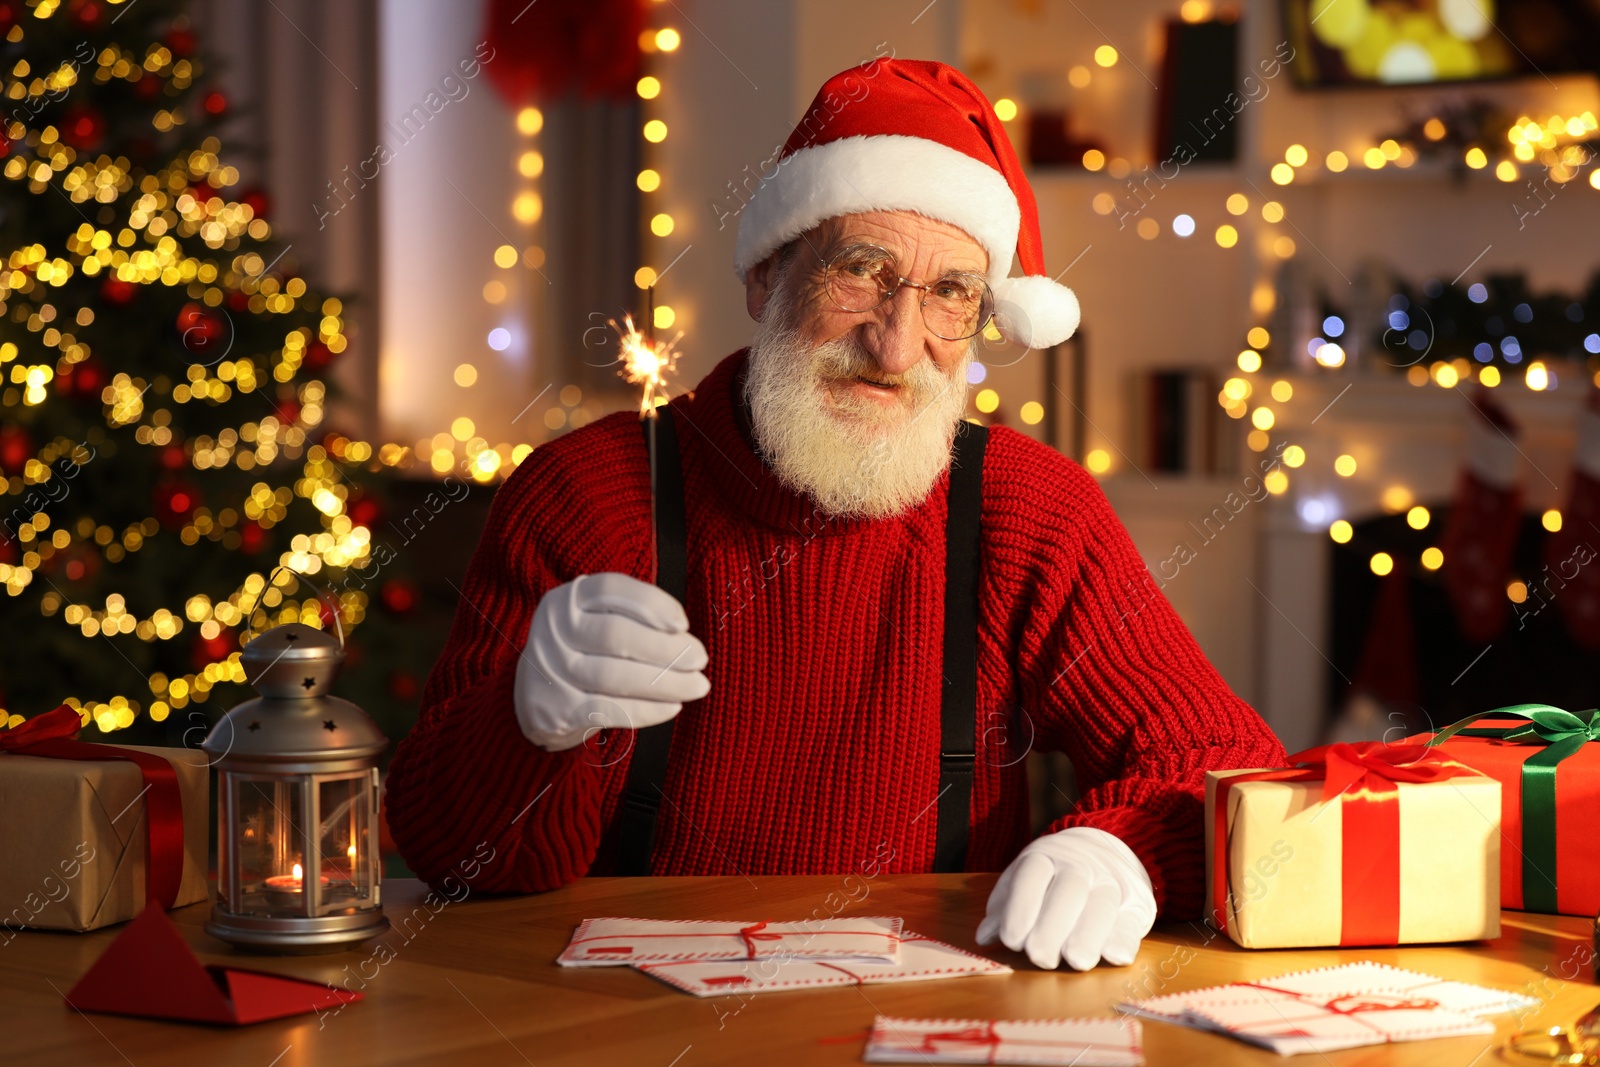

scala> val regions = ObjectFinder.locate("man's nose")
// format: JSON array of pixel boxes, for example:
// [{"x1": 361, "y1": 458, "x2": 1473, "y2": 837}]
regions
[{"x1": 863, "y1": 285, "x2": 927, "y2": 378}]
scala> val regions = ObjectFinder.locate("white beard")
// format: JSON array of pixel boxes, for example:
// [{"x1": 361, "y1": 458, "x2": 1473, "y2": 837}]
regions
[{"x1": 742, "y1": 274, "x2": 974, "y2": 521}]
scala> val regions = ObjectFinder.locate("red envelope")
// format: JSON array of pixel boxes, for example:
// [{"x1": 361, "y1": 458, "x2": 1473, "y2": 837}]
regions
[{"x1": 64, "y1": 902, "x2": 363, "y2": 1025}]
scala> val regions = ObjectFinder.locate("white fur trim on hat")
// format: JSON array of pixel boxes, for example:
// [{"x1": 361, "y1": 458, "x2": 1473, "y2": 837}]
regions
[
  {"x1": 733, "y1": 134, "x2": 1021, "y2": 284},
  {"x1": 992, "y1": 274, "x2": 1081, "y2": 349}
]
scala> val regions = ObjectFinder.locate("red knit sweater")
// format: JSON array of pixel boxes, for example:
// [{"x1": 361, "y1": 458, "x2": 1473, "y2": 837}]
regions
[{"x1": 384, "y1": 349, "x2": 1285, "y2": 918}]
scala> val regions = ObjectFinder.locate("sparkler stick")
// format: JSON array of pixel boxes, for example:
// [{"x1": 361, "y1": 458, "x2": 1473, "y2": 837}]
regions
[{"x1": 615, "y1": 286, "x2": 682, "y2": 584}]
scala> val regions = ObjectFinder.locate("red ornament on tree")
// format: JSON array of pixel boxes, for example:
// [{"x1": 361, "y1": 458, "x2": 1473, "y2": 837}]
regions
[
  {"x1": 238, "y1": 520, "x2": 266, "y2": 555},
  {"x1": 203, "y1": 91, "x2": 228, "y2": 116},
  {"x1": 380, "y1": 579, "x2": 417, "y2": 616},
  {"x1": 166, "y1": 26, "x2": 197, "y2": 57},
  {"x1": 61, "y1": 357, "x2": 106, "y2": 400},
  {"x1": 133, "y1": 73, "x2": 162, "y2": 101},
  {"x1": 58, "y1": 104, "x2": 106, "y2": 152},
  {"x1": 0, "y1": 425, "x2": 33, "y2": 476},
  {"x1": 100, "y1": 277, "x2": 139, "y2": 305},
  {"x1": 274, "y1": 396, "x2": 301, "y2": 426},
  {"x1": 67, "y1": 0, "x2": 101, "y2": 30},
  {"x1": 239, "y1": 187, "x2": 271, "y2": 221},
  {"x1": 387, "y1": 671, "x2": 419, "y2": 701},
  {"x1": 159, "y1": 443, "x2": 187, "y2": 470},
  {"x1": 305, "y1": 342, "x2": 334, "y2": 370},
  {"x1": 227, "y1": 291, "x2": 249, "y2": 313},
  {"x1": 348, "y1": 496, "x2": 382, "y2": 529},
  {"x1": 176, "y1": 302, "x2": 224, "y2": 359},
  {"x1": 191, "y1": 626, "x2": 237, "y2": 672},
  {"x1": 153, "y1": 481, "x2": 200, "y2": 528}
]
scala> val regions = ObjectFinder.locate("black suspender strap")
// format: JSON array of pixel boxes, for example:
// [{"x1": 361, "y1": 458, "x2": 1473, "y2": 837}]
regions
[
  {"x1": 614, "y1": 409, "x2": 688, "y2": 875},
  {"x1": 933, "y1": 420, "x2": 988, "y2": 873}
]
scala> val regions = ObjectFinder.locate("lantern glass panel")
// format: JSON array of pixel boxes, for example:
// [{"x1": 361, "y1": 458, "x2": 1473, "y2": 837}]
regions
[
  {"x1": 234, "y1": 775, "x2": 310, "y2": 916},
  {"x1": 316, "y1": 774, "x2": 374, "y2": 914}
]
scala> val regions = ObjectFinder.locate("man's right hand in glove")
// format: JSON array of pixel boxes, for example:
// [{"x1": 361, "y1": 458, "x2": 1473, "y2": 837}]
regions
[{"x1": 513, "y1": 572, "x2": 710, "y2": 752}]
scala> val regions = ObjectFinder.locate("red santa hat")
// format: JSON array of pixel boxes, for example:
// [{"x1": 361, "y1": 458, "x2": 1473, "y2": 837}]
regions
[{"x1": 733, "y1": 58, "x2": 1080, "y2": 350}]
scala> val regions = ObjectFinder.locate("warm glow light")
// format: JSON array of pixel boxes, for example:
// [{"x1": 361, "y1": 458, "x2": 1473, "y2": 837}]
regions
[
  {"x1": 1068, "y1": 65, "x2": 1092, "y2": 88},
  {"x1": 1223, "y1": 377, "x2": 1251, "y2": 401},
  {"x1": 1330, "y1": 520, "x2": 1353, "y2": 544},
  {"x1": 655, "y1": 28, "x2": 681, "y2": 51},
  {"x1": 1020, "y1": 400, "x2": 1044, "y2": 424},
  {"x1": 1526, "y1": 362, "x2": 1549, "y2": 391},
  {"x1": 635, "y1": 266, "x2": 658, "y2": 289},
  {"x1": 1180, "y1": 0, "x2": 1214, "y2": 20},
  {"x1": 1270, "y1": 162, "x2": 1295, "y2": 185},
  {"x1": 516, "y1": 107, "x2": 543, "y2": 135},
  {"x1": 1496, "y1": 160, "x2": 1519, "y2": 182},
  {"x1": 1247, "y1": 429, "x2": 1270, "y2": 451},
  {"x1": 292, "y1": 862, "x2": 304, "y2": 883},
  {"x1": 1283, "y1": 445, "x2": 1305, "y2": 467},
  {"x1": 1423, "y1": 117, "x2": 1447, "y2": 141},
  {"x1": 1406, "y1": 505, "x2": 1430, "y2": 530},
  {"x1": 1274, "y1": 236, "x2": 1297, "y2": 259},
  {"x1": 650, "y1": 213, "x2": 675, "y2": 237},
  {"x1": 994, "y1": 98, "x2": 1019, "y2": 121},
  {"x1": 1326, "y1": 150, "x2": 1348, "y2": 172},
  {"x1": 1364, "y1": 147, "x2": 1386, "y2": 169},
  {"x1": 975, "y1": 388, "x2": 1000, "y2": 413},
  {"x1": 1085, "y1": 448, "x2": 1111, "y2": 473},
  {"x1": 1370, "y1": 552, "x2": 1394, "y2": 577},
  {"x1": 1247, "y1": 327, "x2": 1270, "y2": 349},
  {"x1": 1481, "y1": 366, "x2": 1501, "y2": 387},
  {"x1": 1465, "y1": 147, "x2": 1488, "y2": 169},
  {"x1": 1315, "y1": 342, "x2": 1345, "y2": 368},
  {"x1": 637, "y1": 168, "x2": 661, "y2": 192},
  {"x1": 1251, "y1": 407, "x2": 1275, "y2": 430},
  {"x1": 513, "y1": 192, "x2": 542, "y2": 223},
  {"x1": 1334, "y1": 454, "x2": 1357, "y2": 477},
  {"x1": 1507, "y1": 580, "x2": 1528, "y2": 604},
  {"x1": 518, "y1": 151, "x2": 544, "y2": 177},
  {"x1": 1215, "y1": 224, "x2": 1238, "y2": 248},
  {"x1": 1270, "y1": 380, "x2": 1293, "y2": 402},
  {"x1": 1237, "y1": 349, "x2": 1262, "y2": 372},
  {"x1": 643, "y1": 119, "x2": 668, "y2": 143},
  {"x1": 1261, "y1": 201, "x2": 1284, "y2": 223},
  {"x1": 1432, "y1": 363, "x2": 1459, "y2": 388},
  {"x1": 1264, "y1": 470, "x2": 1289, "y2": 494},
  {"x1": 637, "y1": 76, "x2": 661, "y2": 99},
  {"x1": 1543, "y1": 509, "x2": 1563, "y2": 532},
  {"x1": 1094, "y1": 45, "x2": 1118, "y2": 67},
  {"x1": 1382, "y1": 486, "x2": 1414, "y2": 512},
  {"x1": 654, "y1": 305, "x2": 675, "y2": 330},
  {"x1": 493, "y1": 244, "x2": 519, "y2": 269},
  {"x1": 453, "y1": 363, "x2": 477, "y2": 387},
  {"x1": 1285, "y1": 144, "x2": 1309, "y2": 167},
  {"x1": 1226, "y1": 193, "x2": 1249, "y2": 215},
  {"x1": 1422, "y1": 547, "x2": 1444, "y2": 570},
  {"x1": 1082, "y1": 148, "x2": 1106, "y2": 171}
]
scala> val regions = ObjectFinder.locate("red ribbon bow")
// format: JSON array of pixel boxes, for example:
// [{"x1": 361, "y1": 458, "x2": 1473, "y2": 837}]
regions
[
  {"x1": 1212, "y1": 741, "x2": 1481, "y2": 946},
  {"x1": 737, "y1": 921, "x2": 784, "y2": 959},
  {"x1": 922, "y1": 1022, "x2": 1001, "y2": 1061},
  {"x1": 0, "y1": 703, "x2": 185, "y2": 910}
]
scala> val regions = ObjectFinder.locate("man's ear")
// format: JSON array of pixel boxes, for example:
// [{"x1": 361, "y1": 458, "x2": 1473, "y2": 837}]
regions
[{"x1": 744, "y1": 253, "x2": 780, "y2": 323}]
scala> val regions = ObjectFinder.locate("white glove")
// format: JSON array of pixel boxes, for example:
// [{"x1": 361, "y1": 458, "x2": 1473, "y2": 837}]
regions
[
  {"x1": 976, "y1": 827, "x2": 1156, "y2": 971},
  {"x1": 513, "y1": 572, "x2": 710, "y2": 752}
]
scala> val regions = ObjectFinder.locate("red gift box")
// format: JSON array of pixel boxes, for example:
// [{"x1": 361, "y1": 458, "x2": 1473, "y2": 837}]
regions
[{"x1": 1421, "y1": 705, "x2": 1600, "y2": 916}]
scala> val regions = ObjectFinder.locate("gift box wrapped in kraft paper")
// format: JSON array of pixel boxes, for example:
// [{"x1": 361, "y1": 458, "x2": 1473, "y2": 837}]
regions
[
  {"x1": 1420, "y1": 704, "x2": 1600, "y2": 916},
  {"x1": 0, "y1": 705, "x2": 209, "y2": 934},
  {"x1": 1206, "y1": 742, "x2": 1501, "y2": 949}
]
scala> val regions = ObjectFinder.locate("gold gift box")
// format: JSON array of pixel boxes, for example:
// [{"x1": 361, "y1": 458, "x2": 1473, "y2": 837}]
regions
[
  {"x1": 1204, "y1": 767, "x2": 1501, "y2": 949},
  {"x1": 0, "y1": 745, "x2": 209, "y2": 934}
]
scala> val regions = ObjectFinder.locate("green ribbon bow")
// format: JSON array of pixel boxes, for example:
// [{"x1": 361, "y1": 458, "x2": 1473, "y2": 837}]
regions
[{"x1": 1428, "y1": 703, "x2": 1600, "y2": 913}]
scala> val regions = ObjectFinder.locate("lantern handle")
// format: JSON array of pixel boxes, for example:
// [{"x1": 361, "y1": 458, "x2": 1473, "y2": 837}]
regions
[{"x1": 244, "y1": 564, "x2": 347, "y2": 649}]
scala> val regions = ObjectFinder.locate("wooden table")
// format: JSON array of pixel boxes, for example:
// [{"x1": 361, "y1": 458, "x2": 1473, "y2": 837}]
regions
[{"x1": 6, "y1": 874, "x2": 1597, "y2": 1065}]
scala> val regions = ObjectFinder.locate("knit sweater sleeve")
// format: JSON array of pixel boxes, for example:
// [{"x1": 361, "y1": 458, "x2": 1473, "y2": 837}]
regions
[
  {"x1": 382, "y1": 414, "x2": 648, "y2": 893},
  {"x1": 990, "y1": 429, "x2": 1287, "y2": 920}
]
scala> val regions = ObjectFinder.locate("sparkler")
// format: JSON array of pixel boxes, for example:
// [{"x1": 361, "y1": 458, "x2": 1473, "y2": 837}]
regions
[{"x1": 616, "y1": 287, "x2": 682, "y2": 582}]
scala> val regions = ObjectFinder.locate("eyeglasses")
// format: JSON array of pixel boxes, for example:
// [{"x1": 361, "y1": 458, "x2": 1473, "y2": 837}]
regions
[{"x1": 817, "y1": 243, "x2": 994, "y2": 342}]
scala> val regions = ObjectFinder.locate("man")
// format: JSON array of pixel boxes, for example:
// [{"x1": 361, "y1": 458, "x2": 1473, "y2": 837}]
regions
[{"x1": 385, "y1": 59, "x2": 1285, "y2": 971}]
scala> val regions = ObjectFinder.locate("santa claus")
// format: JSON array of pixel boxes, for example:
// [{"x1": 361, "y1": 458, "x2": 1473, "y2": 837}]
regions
[{"x1": 385, "y1": 59, "x2": 1285, "y2": 971}]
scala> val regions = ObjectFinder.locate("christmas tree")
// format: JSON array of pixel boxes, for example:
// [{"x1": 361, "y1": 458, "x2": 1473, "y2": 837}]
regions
[{"x1": 0, "y1": 0, "x2": 408, "y2": 740}]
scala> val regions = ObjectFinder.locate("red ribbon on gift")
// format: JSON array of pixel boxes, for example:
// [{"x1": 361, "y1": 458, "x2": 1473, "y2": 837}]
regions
[
  {"x1": 920, "y1": 1022, "x2": 1001, "y2": 1062},
  {"x1": 738, "y1": 921, "x2": 784, "y2": 959},
  {"x1": 0, "y1": 703, "x2": 185, "y2": 910},
  {"x1": 1211, "y1": 741, "x2": 1481, "y2": 946}
]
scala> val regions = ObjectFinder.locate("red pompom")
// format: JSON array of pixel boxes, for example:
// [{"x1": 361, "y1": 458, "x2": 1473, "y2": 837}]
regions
[
  {"x1": 380, "y1": 579, "x2": 417, "y2": 616},
  {"x1": 58, "y1": 104, "x2": 105, "y2": 151},
  {"x1": 100, "y1": 277, "x2": 139, "y2": 305},
  {"x1": 0, "y1": 425, "x2": 33, "y2": 476}
]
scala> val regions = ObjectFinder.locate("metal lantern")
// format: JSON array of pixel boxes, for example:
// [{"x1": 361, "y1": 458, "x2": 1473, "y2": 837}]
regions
[{"x1": 203, "y1": 621, "x2": 389, "y2": 952}]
